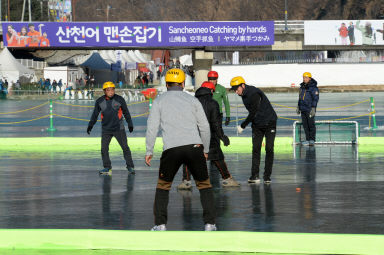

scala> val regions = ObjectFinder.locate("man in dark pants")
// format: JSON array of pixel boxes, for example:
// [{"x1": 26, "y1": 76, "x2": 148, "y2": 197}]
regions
[
  {"x1": 87, "y1": 81, "x2": 135, "y2": 175},
  {"x1": 145, "y1": 68, "x2": 216, "y2": 231},
  {"x1": 177, "y1": 81, "x2": 239, "y2": 189},
  {"x1": 230, "y1": 76, "x2": 277, "y2": 184},
  {"x1": 296, "y1": 72, "x2": 319, "y2": 146}
]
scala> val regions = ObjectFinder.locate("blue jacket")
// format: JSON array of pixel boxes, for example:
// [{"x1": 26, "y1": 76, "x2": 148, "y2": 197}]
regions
[{"x1": 298, "y1": 78, "x2": 319, "y2": 113}]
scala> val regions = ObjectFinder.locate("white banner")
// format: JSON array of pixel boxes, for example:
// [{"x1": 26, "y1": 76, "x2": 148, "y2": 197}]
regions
[
  {"x1": 304, "y1": 20, "x2": 384, "y2": 46},
  {"x1": 125, "y1": 62, "x2": 137, "y2": 70}
]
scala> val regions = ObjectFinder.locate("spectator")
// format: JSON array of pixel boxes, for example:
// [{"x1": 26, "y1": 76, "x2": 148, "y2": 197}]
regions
[
  {"x1": 52, "y1": 79, "x2": 58, "y2": 94},
  {"x1": 90, "y1": 75, "x2": 95, "y2": 88},
  {"x1": 149, "y1": 71, "x2": 154, "y2": 83},
  {"x1": 39, "y1": 78, "x2": 44, "y2": 94},
  {"x1": 143, "y1": 73, "x2": 149, "y2": 87},
  {"x1": 44, "y1": 79, "x2": 51, "y2": 93},
  {"x1": 58, "y1": 79, "x2": 63, "y2": 93},
  {"x1": 15, "y1": 80, "x2": 21, "y2": 90}
]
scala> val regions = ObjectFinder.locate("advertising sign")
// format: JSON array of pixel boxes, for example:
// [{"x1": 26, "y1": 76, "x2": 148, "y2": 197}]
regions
[
  {"x1": 48, "y1": 0, "x2": 72, "y2": 22},
  {"x1": 305, "y1": 20, "x2": 384, "y2": 46},
  {"x1": 2, "y1": 21, "x2": 274, "y2": 48}
]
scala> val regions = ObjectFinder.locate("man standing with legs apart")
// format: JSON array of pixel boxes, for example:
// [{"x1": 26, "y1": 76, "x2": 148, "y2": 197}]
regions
[
  {"x1": 145, "y1": 68, "x2": 216, "y2": 231},
  {"x1": 230, "y1": 76, "x2": 277, "y2": 184},
  {"x1": 87, "y1": 81, "x2": 135, "y2": 175},
  {"x1": 296, "y1": 72, "x2": 319, "y2": 146}
]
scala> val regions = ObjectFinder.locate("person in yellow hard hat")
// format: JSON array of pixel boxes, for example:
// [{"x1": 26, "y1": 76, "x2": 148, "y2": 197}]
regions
[
  {"x1": 145, "y1": 68, "x2": 216, "y2": 231},
  {"x1": 230, "y1": 76, "x2": 277, "y2": 184},
  {"x1": 296, "y1": 72, "x2": 319, "y2": 146},
  {"x1": 87, "y1": 81, "x2": 135, "y2": 175}
]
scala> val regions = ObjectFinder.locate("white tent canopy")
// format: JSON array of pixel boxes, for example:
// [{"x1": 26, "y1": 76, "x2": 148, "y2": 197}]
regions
[{"x1": 0, "y1": 47, "x2": 34, "y2": 83}]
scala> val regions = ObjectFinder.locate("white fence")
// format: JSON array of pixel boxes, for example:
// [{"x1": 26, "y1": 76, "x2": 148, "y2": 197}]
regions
[
  {"x1": 213, "y1": 63, "x2": 384, "y2": 88},
  {"x1": 17, "y1": 59, "x2": 47, "y2": 70}
]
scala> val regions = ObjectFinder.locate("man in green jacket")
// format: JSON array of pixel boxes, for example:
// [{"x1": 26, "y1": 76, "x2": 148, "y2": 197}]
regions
[{"x1": 208, "y1": 71, "x2": 231, "y2": 126}]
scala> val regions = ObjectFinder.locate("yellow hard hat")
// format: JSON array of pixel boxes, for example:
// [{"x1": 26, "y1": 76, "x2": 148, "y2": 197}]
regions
[
  {"x1": 230, "y1": 76, "x2": 245, "y2": 87},
  {"x1": 165, "y1": 68, "x2": 185, "y2": 83},
  {"x1": 103, "y1": 81, "x2": 115, "y2": 90},
  {"x1": 303, "y1": 72, "x2": 312, "y2": 78}
]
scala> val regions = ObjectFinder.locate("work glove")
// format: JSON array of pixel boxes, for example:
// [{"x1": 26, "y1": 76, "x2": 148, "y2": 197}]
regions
[
  {"x1": 87, "y1": 125, "x2": 92, "y2": 135},
  {"x1": 225, "y1": 117, "x2": 231, "y2": 126},
  {"x1": 237, "y1": 125, "x2": 244, "y2": 134},
  {"x1": 296, "y1": 106, "x2": 300, "y2": 115},
  {"x1": 309, "y1": 107, "x2": 316, "y2": 118},
  {"x1": 222, "y1": 135, "x2": 230, "y2": 146},
  {"x1": 128, "y1": 126, "x2": 134, "y2": 133}
]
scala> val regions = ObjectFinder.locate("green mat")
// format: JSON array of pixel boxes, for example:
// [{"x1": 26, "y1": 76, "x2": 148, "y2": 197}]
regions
[
  {"x1": 0, "y1": 137, "x2": 383, "y2": 154},
  {"x1": 1, "y1": 229, "x2": 383, "y2": 255}
]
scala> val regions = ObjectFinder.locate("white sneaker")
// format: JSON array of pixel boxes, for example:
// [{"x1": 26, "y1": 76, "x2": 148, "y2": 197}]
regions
[
  {"x1": 151, "y1": 224, "x2": 167, "y2": 231},
  {"x1": 177, "y1": 180, "x2": 192, "y2": 190},
  {"x1": 204, "y1": 224, "x2": 217, "y2": 231},
  {"x1": 222, "y1": 177, "x2": 240, "y2": 187}
]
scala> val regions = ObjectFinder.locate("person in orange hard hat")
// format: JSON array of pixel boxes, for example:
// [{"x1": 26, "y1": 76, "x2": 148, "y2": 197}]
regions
[
  {"x1": 296, "y1": 72, "x2": 319, "y2": 146},
  {"x1": 87, "y1": 81, "x2": 135, "y2": 175}
]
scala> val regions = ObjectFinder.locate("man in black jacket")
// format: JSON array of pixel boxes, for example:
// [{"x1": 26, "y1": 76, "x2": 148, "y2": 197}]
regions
[
  {"x1": 230, "y1": 76, "x2": 277, "y2": 184},
  {"x1": 87, "y1": 81, "x2": 135, "y2": 175},
  {"x1": 177, "y1": 81, "x2": 240, "y2": 189}
]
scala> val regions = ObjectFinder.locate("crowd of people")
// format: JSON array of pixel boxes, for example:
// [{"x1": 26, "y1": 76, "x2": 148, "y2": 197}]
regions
[
  {"x1": 135, "y1": 71, "x2": 154, "y2": 88},
  {"x1": 37, "y1": 75, "x2": 96, "y2": 97}
]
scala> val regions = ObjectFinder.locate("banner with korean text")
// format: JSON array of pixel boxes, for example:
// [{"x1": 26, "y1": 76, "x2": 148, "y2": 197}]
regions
[{"x1": 2, "y1": 21, "x2": 274, "y2": 48}]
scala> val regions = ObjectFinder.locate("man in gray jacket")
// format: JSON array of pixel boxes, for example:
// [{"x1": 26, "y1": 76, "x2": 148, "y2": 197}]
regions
[{"x1": 145, "y1": 68, "x2": 216, "y2": 231}]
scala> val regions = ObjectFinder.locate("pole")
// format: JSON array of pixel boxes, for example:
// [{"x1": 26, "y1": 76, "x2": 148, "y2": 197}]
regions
[
  {"x1": 149, "y1": 98, "x2": 153, "y2": 109},
  {"x1": 28, "y1": 0, "x2": 32, "y2": 22},
  {"x1": 284, "y1": 0, "x2": 288, "y2": 31},
  {"x1": 106, "y1": 4, "x2": 110, "y2": 22},
  {"x1": 40, "y1": 1, "x2": 43, "y2": 20},
  {"x1": 8, "y1": 0, "x2": 10, "y2": 21},
  {"x1": 370, "y1": 97, "x2": 378, "y2": 130},
  {"x1": 72, "y1": 0, "x2": 75, "y2": 21},
  {"x1": 0, "y1": 0, "x2": 2, "y2": 21},
  {"x1": 47, "y1": 99, "x2": 57, "y2": 132},
  {"x1": 21, "y1": 0, "x2": 26, "y2": 21}
]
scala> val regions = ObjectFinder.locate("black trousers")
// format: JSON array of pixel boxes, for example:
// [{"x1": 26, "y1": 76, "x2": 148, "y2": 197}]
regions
[
  {"x1": 182, "y1": 159, "x2": 231, "y2": 180},
  {"x1": 154, "y1": 144, "x2": 215, "y2": 225},
  {"x1": 251, "y1": 122, "x2": 276, "y2": 180},
  {"x1": 301, "y1": 112, "x2": 316, "y2": 141},
  {"x1": 101, "y1": 129, "x2": 134, "y2": 169}
]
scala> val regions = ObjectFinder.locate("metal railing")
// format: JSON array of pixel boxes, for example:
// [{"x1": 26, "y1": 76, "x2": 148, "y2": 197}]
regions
[
  {"x1": 216, "y1": 57, "x2": 384, "y2": 65},
  {"x1": 274, "y1": 20, "x2": 304, "y2": 31},
  {"x1": 17, "y1": 59, "x2": 47, "y2": 70}
]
